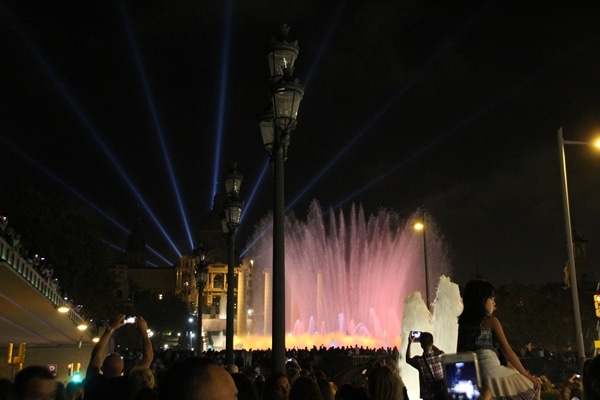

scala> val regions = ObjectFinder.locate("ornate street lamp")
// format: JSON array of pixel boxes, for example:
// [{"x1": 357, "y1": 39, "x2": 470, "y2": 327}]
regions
[
  {"x1": 258, "y1": 24, "x2": 304, "y2": 373},
  {"x1": 221, "y1": 163, "x2": 243, "y2": 365},
  {"x1": 195, "y1": 245, "x2": 209, "y2": 356}
]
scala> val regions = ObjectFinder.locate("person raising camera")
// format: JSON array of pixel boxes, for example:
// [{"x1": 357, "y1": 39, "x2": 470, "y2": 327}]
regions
[
  {"x1": 84, "y1": 314, "x2": 153, "y2": 400},
  {"x1": 406, "y1": 331, "x2": 445, "y2": 400}
]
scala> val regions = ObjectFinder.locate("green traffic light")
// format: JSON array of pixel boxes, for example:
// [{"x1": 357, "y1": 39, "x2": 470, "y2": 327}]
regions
[{"x1": 71, "y1": 372, "x2": 82, "y2": 383}]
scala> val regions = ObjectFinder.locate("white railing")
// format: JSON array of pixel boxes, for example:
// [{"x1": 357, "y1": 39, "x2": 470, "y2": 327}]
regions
[{"x1": 0, "y1": 235, "x2": 88, "y2": 328}]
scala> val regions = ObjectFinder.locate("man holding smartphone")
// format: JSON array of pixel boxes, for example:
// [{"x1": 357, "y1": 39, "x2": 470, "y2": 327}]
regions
[
  {"x1": 406, "y1": 331, "x2": 445, "y2": 400},
  {"x1": 85, "y1": 314, "x2": 153, "y2": 400}
]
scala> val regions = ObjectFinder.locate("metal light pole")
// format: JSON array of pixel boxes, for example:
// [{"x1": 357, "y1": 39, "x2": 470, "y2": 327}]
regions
[
  {"x1": 258, "y1": 24, "x2": 304, "y2": 373},
  {"x1": 222, "y1": 164, "x2": 243, "y2": 365},
  {"x1": 558, "y1": 127, "x2": 588, "y2": 369},
  {"x1": 413, "y1": 210, "x2": 429, "y2": 308},
  {"x1": 195, "y1": 246, "x2": 208, "y2": 356}
]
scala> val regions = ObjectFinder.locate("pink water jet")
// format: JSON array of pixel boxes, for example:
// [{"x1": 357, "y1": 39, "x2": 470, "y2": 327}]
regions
[{"x1": 244, "y1": 200, "x2": 452, "y2": 349}]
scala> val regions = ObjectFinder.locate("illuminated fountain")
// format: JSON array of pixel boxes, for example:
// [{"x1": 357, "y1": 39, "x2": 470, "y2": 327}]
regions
[{"x1": 240, "y1": 200, "x2": 455, "y2": 350}]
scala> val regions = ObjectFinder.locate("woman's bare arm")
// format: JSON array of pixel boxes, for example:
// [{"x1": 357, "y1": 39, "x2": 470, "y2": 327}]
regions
[{"x1": 483, "y1": 316, "x2": 540, "y2": 390}]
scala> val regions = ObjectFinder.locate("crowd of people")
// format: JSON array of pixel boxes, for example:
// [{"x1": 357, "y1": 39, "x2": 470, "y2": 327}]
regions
[
  {"x1": 0, "y1": 215, "x2": 85, "y2": 319},
  {"x1": 2, "y1": 216, "x2": 52, "y2": 283},
  {"x1": 3, "y1": 280, "x2": 600, "y2": 400},
  {"x1": 1, "y1": 215, "x2": 33, "y2": 268}
]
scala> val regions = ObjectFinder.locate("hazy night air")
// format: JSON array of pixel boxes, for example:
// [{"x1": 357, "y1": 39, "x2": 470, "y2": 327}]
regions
[{"x1": 2, "y1": 1, "x2": 600, "y2": 286}]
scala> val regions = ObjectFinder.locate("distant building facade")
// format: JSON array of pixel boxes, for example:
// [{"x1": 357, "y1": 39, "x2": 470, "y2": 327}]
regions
[{"x1": 111, "y1": 199, "x2": 254, "y2": 341}]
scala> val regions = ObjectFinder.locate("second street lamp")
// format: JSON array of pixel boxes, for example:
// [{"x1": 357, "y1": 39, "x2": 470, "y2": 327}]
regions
[
  {"x1": 222, "y1": 164, "x2": 243, "y2": 365},
  {"x1": 258, "y1": 24, "x2": 304, "y2": 373},
  {"x1": 194, "y1": 245, "x2": 208, "y2": 356}
]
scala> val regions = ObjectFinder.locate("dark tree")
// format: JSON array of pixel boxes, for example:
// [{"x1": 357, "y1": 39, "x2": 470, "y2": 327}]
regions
[{"x1": 496, "y1": 281, "x2": 582, "y2": 352}]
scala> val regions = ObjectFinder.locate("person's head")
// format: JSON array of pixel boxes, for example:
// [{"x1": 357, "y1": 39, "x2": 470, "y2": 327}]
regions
[
  {"x1": 231, "y1": 372, "x2": 260, "y2": 400},
  {"x1": 286, "y1": 367, "x2": 301, "y2": 386},
  {"x1": 316, "y1": 379, "x2": 334, "y2": 400},
  {"x1": 254, "y1": 375, "x2": 265, "y2": 399},
  {"x1": 158, "y1": 357, "x2": 237, "y2": 400},
  {"x1": 102, "y1": 352, "x2": 125, "y2": 377},
  {"x1": 314, "y1": 371, "x2": 327, "y2": 381},
  {"x1": 459, "y1": 280, "x2": 496, "y2": 324},
  {"x1": 128, "y1": 366, "x2": 156, "y2": 396},
  {"x1": 419, "y1": 332, "x2": 434, "y2": 349},
  {"x1": 339, "y1": 384, "x2": 367, "y2": 400},
  {"x1": 289, "y1": 376, "x2": 323, "y2": 400},
  {"x1": 226, "y1": 363, "x2": 239, "y2": 374},
  {"x1": 262, "y1": 372, "x2": 290, "y2": 400},
  {"x1": 56, "y1": 381, "x2": 65, "y2": 400},
  {"x1": 366, "y1": 364, "x2": 404, "y2": 400},
  {"x1": 13, "y1": 366, "x2": 57, "y2": 400},
  {"x1": 571, "y1": 388, "x2": 583, "y2": 400},
  {"x1": 583, "y1": 355, "x2": 600, "y2": 400},
  {"x1": 0, "y1": 378, "x2": 13, "y2": 400}
]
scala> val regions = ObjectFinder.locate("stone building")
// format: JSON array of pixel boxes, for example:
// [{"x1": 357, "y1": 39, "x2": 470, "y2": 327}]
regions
[{"x1": 111, "y1": 199, "x2": 254, "y2": 347}]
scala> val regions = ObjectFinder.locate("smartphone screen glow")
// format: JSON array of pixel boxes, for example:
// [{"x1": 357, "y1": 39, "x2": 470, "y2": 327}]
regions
[{"x1": 443, "y1": 354, "x2": 481, "y2": 400}]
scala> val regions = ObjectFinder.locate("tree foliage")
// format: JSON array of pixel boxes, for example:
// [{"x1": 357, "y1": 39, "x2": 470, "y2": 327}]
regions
[{"x1": 496, "y1": 281, "x2": 593, "y2": 353}]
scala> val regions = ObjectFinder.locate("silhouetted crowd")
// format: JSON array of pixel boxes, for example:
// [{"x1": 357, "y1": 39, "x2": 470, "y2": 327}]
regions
[
  {"x1": 0, "y1": 215, "x2": 84, "y2": 318},
  {"x1": 3, "y1": 343, "x2": 600, "y2": 400},
  {"x1": 149, "y1": 345, "x2": 399, "y2": 377},
  {"x1": 2, "y1": 315, "x2": 600, "y2": 400}
]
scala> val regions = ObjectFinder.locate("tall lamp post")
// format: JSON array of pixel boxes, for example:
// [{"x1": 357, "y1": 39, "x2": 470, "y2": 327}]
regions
[
  {"x1": 222, "y1": 163, "x2": 243, "y2": 365},
  {"x1": 558, "y1": 127, "x2": 600, "y2": 368},
  {"x1": 413, "y1": 210, "x2": 429, "y2": 308},
  {"x1": 258, "y1": 24, "x2": 304, "y2": 373},
  {"x1": 195, "y1": 245, "x2": 208, "y2": 356}
]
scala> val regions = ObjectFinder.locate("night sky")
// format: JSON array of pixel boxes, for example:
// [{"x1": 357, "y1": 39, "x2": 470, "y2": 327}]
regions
[{"x1": 2, "y1": 1, "x2": 600, "y2": 287}]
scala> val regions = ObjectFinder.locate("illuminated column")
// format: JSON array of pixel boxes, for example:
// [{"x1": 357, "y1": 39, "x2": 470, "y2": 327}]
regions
[
  {"x1": 176, "y1": 268, "x2": 182, "y2": 291},
  {"x1": 316, "y1": 270, "x2": 323, "y2": 329},
  {"x1": 196, "y1": 275, "x2": 205, "y2": 356},
  {"x1": 263, "y1": 269, "x2": 271, "y2": 336},
  {"x1": 290, "y1": 279, "x2": 296, "y2": 332},
  {"x1": 236, "y1": 267, "x2": 247, "y2": 337},
  {"x1": 220, "y1": 294, "x2": 227, "y2": 319}
]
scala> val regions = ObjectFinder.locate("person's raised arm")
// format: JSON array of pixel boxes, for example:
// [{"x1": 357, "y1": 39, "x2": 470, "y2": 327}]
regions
[
  {"x1": 486, "y1": 316, "x2": 540, "y2": 390},
  {"x1": 406, "y1": 334, "x2": 414, "y2": 360},
  {"x1": 287, "y1": 357, "x2": 301, "y2": 372},
  {"x1": 88, "y1": 314, "x2": 125, "y2": 371},
  {"x1": 136, "y1": 316, "x2": 153, "y2": 368}
]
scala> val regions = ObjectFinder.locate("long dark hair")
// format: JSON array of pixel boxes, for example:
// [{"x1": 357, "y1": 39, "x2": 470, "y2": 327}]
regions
[
  {"x1": 366, "y1": 364, "x2": 404, "y2": 400},
  {"x1": 583, "y1": 355, "x2": 600, "y2": 400},
  {"x1": 458, "y1": 280, "x2": 496, "y2": 325}
]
